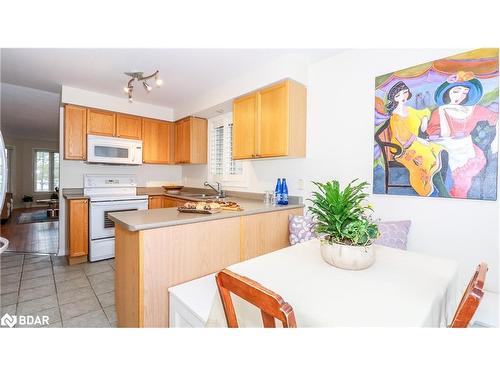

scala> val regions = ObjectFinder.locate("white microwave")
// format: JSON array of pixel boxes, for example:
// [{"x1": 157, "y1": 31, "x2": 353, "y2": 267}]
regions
[{"x1": 87, "y1": 135, "x2": 143, "y2": 165}]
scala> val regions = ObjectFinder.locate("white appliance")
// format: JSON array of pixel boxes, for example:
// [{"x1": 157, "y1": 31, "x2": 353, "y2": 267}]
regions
[
  {"x1": 85, "y1": 174, "x2": 148, "y2": 261},
  {"x1": 0, "y1": 130, "x2": 9, "y2": 253},
  {"x1": 87, "y1": 135, "x2": 143, "y2": 165}
]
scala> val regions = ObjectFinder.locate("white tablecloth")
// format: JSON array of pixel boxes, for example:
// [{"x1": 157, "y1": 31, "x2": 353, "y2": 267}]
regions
[{"x1": 206, "y1": 239, "x2": 461, "y2": 327}]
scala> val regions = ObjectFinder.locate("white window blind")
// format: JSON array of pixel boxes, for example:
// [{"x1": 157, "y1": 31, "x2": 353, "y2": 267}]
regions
[
  {"x1": 209, "y1": 113, "x2": 245, "y2": 184},
  {"x1": 33, "y1": 150, "x2": 59, "y2": 192}
]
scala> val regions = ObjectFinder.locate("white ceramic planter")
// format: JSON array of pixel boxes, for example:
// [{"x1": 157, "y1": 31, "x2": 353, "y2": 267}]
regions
[{"x1": 320, "y1": 240, "x2": 375, "y2": 270}]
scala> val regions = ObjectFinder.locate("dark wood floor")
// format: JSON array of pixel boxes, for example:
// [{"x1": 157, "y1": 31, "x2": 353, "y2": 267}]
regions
[{"x1": 1, "y1": 208, "x2": 59, "y2": 254}]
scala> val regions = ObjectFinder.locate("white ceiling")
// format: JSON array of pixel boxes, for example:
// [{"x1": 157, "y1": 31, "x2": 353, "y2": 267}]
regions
[
  {"x1": 1, "y1": 83, "x2": 60, "y2": 140},
  {"x1": 0, "y1": 48, "x2": 342, "y2": 139}
]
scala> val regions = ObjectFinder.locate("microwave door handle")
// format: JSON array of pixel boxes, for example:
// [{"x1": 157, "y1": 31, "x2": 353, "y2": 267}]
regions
[{"x1": 132, "y1": 147, "x2": 137, "y2": 163}]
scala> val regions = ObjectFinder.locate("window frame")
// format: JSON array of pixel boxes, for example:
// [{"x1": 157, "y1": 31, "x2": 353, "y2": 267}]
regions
[
  {"x1": 32, "y1": 148, "x2": 59, "y2": 193},
  {"x1": 3, "y1": 145, "x2": 14, "y2": 193},
  {"x1": 208, "y1": 112, "x2": 249, "y2": 188}
]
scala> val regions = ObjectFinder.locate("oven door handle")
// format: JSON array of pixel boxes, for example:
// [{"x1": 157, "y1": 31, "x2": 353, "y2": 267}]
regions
[{"x1": 90, "y1": 200, "x2": 148, "y2": 207}]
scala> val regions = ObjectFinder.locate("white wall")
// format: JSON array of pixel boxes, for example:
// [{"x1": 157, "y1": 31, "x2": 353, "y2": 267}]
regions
[
  {"x1": 175, "y1": 53, "x2": 311, "y2": 119},
  {"x1": 4, "y1": 135, "x2": 59, "y2": 207},
  {"x1": 183, "y1": 49, "x2": 499, "y2": 292},
  {"x1": 62, "y1": 86, "x2": 175, "y2": 121}
]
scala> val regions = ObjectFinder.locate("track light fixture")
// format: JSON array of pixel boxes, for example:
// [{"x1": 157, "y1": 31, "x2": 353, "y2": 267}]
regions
[{"x1": 123, "y1": 70, "x2": 162, "y2": 102}]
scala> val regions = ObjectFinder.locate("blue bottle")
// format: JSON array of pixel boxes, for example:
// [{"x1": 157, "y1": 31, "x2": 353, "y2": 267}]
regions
[
  {"x1": 281, "y1": 178, "x2": 289, "y2": 205},
  {"x1": 274, "y1": 178, "x2": 282, "y2": 205}
]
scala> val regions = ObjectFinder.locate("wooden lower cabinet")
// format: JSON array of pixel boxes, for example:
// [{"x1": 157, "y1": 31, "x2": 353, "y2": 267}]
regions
[
  {"x1": 114, "y1": 207, "x2": 303, "y2": 327},
  {"x1": 240, "y1": 208, "x2": 302, "y2": 260},
  {"x1": 148, "y1": 195, "x2": 190, "y2": 209},
  {"x1": 148, "y1": 196, "x2": 164, "y2": 209},
  {"x1": 67, "y1": 199, "x2": 89, "y2": 265},
  {"x1": 162, "y1": 196, "x2": 189, "y2": 208}
]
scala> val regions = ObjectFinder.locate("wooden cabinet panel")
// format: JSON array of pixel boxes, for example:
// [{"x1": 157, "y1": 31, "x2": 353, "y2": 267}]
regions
[
  {"x1": 68, "y1": 199, "x2": 89, "y2": 264},
  {"x1": 116, "y1": 114, "x2": 142, "y2": 140},
  {"x1": 174, "y1": 117, "x2": 207, "y2": 164},
  {"x1": 142, "y1": 119, "x2": 174, "y2": 164},
  {"x1": 189, "y1": 117, "x2": 208, "y2": 164},
  {"x1": 64, "y1": 105, "x2": 87, "y2": 160},
  {"x1": 240, "y1": 208, "x2": 303, "y2": 261},
  {"x1": 148, "y1": 196, "x2": 164, "y2": 209},
  {"x1": 87, "y1": 109, "x2": 116, "y2": 136},
  {"x1": 233, "y1": 93, "x2": 257, "y2": 159},
  {"x1": 258, "y1": 82, "x2": 288, "y2": 157},
  {"x1": 232, "y1": 80, "x2": 306, "y2": 160},
  {"x1": 174, "y1": 118, "x2": 191, "y2": 163},
  {"x1": 163, "y1": 196, "x2": 190, "y2": 208}
]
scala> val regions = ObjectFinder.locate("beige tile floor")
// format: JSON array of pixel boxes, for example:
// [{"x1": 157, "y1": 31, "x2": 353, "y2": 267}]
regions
[{"x1": 1, "y1": 252, "x2": 116, "y2": 328}]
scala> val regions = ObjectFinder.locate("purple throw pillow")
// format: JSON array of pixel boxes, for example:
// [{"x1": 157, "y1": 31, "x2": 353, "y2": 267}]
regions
[
  {"x1": 374, "y1": 220, "x2": 411, "y2": 250},
  {"x1": 289, "y1": 215, "x2": 316, "y2": 245}
]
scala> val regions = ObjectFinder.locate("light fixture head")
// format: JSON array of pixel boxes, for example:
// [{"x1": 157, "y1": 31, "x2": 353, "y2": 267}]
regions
[
  {"x1": 143, "y1": 81, "x2": 152, "y2": 92},
  {"x1": 123, "y1": 86, "x2": 130, "y2": 94},
  {"x1": 155, "y1": 72, "x2": 163, "y2": 87}
]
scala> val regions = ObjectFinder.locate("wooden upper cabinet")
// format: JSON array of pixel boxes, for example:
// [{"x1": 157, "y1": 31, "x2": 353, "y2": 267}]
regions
[
  {"x1": 87, "y1": 109, "x2": 116, "y2": 136},
  {"x1": 174, "y1": 118, "x2": 190, "y2": 164},
  {"x1": 116, "y1": 114, "x2": 142, "y2": 140},
  {"x1": 64, "y1": 105, "x2": 87, "y2": 160},
  {"x1": 142, "y1": 118, "x2": 174, "y2": 164},
  {"x1": 233, "y1": 93, "x2": 257, "y2": 159},
  {"x1": 174, "y1": 117, "x2": 207, "y2": 164},
  {"x1": 232, "y1": 79, "x2": 306, "y2": 160},
  {"x1": 259, "y1": 82, "x2": 288, "y2": 157}
]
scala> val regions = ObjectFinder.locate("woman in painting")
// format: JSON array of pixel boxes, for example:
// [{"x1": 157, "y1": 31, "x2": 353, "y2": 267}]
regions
[
  {"x1": 426, "y1": 71, "x2": 498, "y2": 198},
  {"x1": 379, "y1": 81, "x2": 448, "y2": 196}
]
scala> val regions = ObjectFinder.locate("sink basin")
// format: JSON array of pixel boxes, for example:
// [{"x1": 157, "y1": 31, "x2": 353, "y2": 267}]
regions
[{"x1": 178, "y1": 193, "x2": 220, "y2": 200}]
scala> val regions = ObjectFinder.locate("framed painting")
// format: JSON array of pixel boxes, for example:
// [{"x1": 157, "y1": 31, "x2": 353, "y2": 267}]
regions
[{"x1": 373, "y1": 48, "x2": 499, "y2": 200}]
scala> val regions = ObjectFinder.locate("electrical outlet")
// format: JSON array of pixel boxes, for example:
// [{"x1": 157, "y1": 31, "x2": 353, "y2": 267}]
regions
[{"x1": 297, "y1": 179, "x2": 304, "y2": 190}]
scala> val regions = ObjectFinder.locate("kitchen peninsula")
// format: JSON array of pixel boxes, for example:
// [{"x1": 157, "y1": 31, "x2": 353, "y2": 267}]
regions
[{"x1": 109, "y1": 192, "x2": 303, "y2": 327}]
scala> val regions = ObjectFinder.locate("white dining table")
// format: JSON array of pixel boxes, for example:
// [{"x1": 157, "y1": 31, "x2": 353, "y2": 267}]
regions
[{"x1": 205, "y1": 239, "x2": 462, "y2": 327}]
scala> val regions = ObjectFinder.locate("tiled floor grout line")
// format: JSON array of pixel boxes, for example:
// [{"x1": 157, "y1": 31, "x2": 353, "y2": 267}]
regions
[
  {"x1": 82, "y1": 264, "x2": 114, "y2": 327},
  {"x1": 14, "y1": 254, "x2": 26, "y2": 315},
  {"x1": 51, "y1": 256, "x2": 64, "y2": 327}
]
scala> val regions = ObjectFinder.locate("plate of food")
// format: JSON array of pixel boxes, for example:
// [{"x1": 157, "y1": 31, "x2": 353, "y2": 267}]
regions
[
  {"x1": 219, "y1": 201, "x2": 244, "y2": 211},
  {"x1": 203, "y1": 200, "x2": 243, "y2": 211},
  {"x1": 177, "y1": 201, "x2": 222, "y2": 214}
]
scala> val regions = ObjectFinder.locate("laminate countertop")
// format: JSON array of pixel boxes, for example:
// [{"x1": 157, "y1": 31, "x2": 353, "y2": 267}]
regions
[{"x1": 108, "y1": 197, "x2": 304, "y2": 232}]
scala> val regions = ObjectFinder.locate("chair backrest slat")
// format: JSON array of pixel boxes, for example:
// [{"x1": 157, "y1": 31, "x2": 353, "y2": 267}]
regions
[
  {"x1": 216, "y1": 269, "x2": 297, "y2": 328},
  {"x1": 450, "y1": 262, "x2": 488, "y2": 328}
]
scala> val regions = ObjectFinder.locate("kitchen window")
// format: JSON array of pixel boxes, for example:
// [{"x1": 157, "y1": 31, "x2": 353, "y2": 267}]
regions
[
  {"x1": 33, "y1": 149, "x2": 59, "y2": 192},
  {"x1": 208, "y1": 112, "x2": 247, "y2": 186}
]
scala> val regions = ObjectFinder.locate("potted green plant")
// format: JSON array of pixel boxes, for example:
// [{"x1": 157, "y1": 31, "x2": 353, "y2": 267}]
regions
[
  {"x1": 22, "y1": 195, "x2": 34, "y2": 209},
  {"x1": 308, "y1": 180, "x2": 379, "y2": 270}
]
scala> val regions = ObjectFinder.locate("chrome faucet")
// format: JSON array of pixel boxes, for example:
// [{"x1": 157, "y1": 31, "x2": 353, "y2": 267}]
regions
[{"x1": 204, "y1": 181, "x2": 226, "y2": 198}]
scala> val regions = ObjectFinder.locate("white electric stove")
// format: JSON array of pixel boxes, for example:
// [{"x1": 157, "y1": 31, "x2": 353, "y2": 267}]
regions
[{"x1": 84, "y1": 174, "x2": 148, "y2": 261}]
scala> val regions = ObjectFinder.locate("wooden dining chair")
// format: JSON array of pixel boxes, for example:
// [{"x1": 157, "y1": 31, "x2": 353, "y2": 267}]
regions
[
  {"x1": 215, "y1": 269, "x2": 297, "y2": 328},
  {"x1": 450, "y1": 263, "x2": 488, "y2": 328}
]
